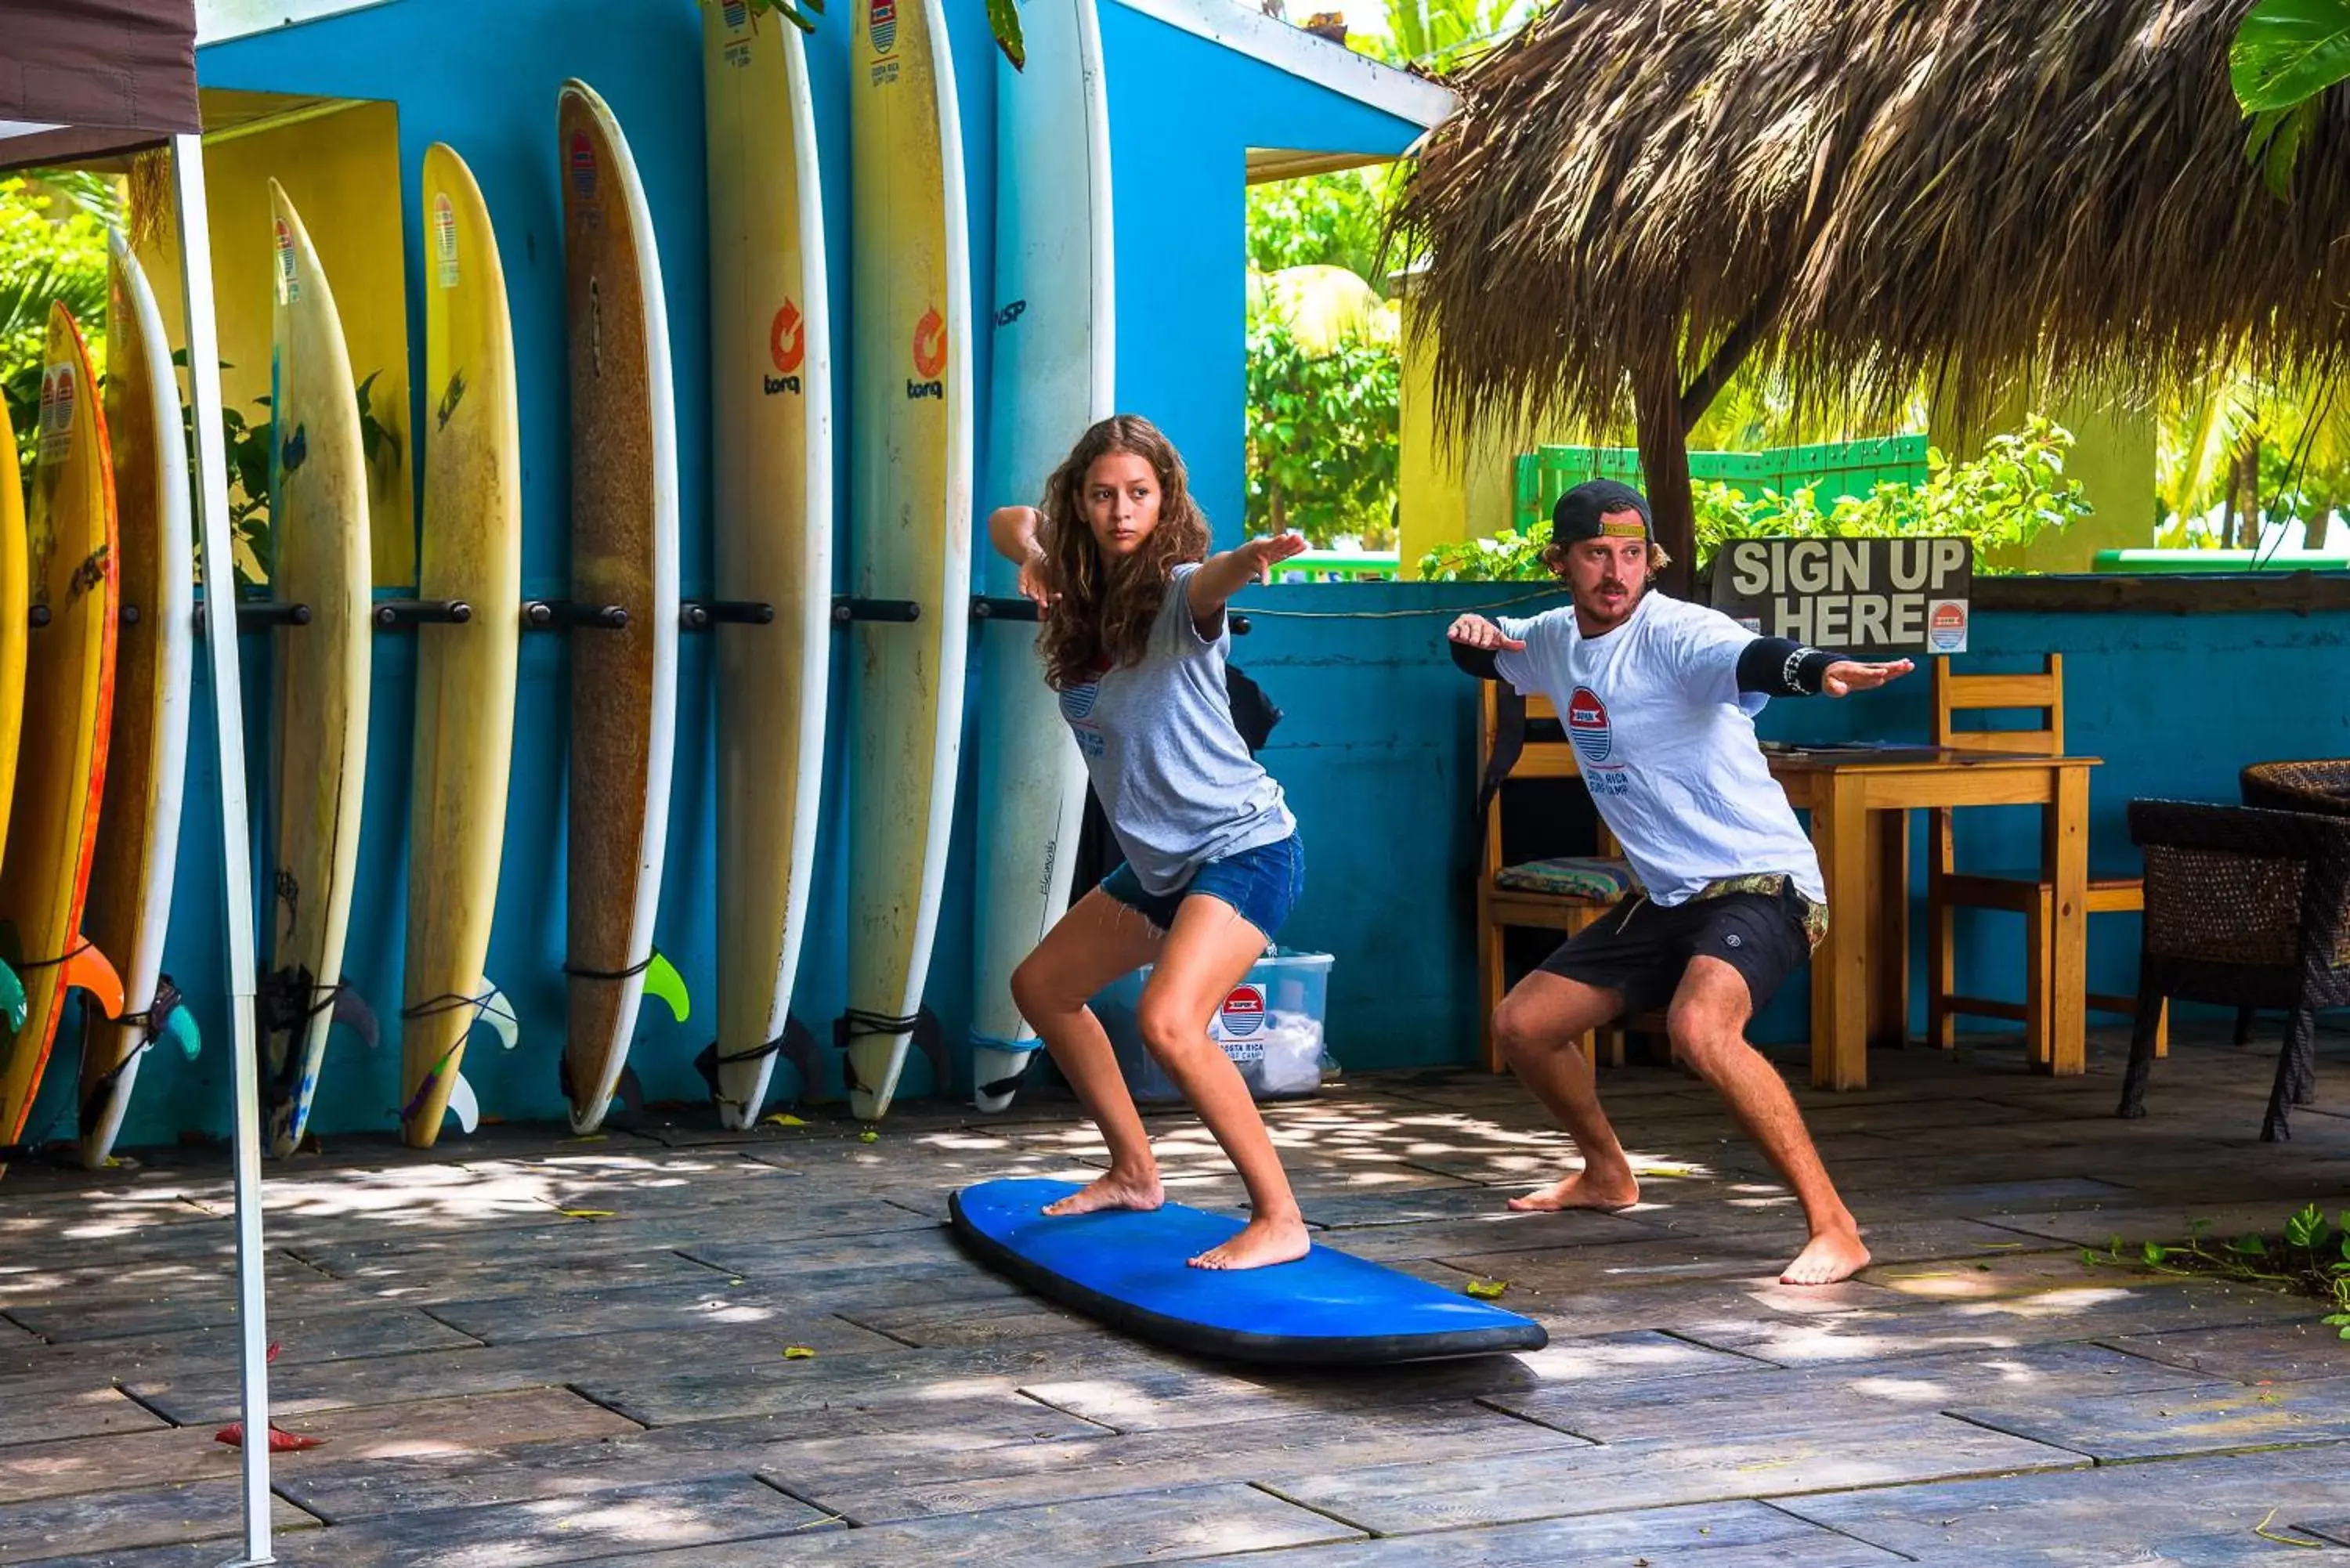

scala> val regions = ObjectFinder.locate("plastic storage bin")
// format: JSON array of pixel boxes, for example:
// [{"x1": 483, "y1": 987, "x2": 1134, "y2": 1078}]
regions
[{"x1": 1095, "y1": 948, "x2": 1336, "y2": 1103}]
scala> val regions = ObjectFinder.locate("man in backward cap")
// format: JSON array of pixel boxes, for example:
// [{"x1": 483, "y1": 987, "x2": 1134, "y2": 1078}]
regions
[{"x1": 1446, "y1": 479, "x2": 1912, "y2": 1284}]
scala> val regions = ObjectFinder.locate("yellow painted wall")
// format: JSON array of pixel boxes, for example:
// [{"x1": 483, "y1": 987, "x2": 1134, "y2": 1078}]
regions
[
  {"x1": 136, "y1": 96, "x2": 414, "y2": 586},
  {"x1": 1394, "y1": 277, "x2": 1575, "y2": 577},
  {"x1": 1932, "y1": 380, "x2": 2157, "y2": 573}
]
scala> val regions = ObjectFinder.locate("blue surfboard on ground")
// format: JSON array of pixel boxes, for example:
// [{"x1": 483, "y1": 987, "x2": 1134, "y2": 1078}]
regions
[{"x1": 949, "y1": 1177, "x2": 1549, "y2": 1365}]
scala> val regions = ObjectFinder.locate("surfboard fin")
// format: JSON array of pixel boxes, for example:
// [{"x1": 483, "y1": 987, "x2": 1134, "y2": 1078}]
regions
[
  {"x1": 474, "y1": 982, "x2": 519, "y2": 1052},
  {"x1": 913, "y1": 1005, "x2": 949, "y2": 1084},
  {"x1": 331, "y1": 988, "x2": 380, "y2": 1050},
  {"x1": 0, "y1": 960, "x2": 23, "y2": 1032},
  {"x1": 63, "y1": 943, "x2": 123, "y2": 1020},
  {"x1": 645, "y1": 950, "x2": 689, "y2": 1024},
  {"x1": 781, "y1": 1015, "x2": 820, "y2": 1095},
  {"x1": 446, "y1": 1071, "x2": 481, "y2": 1136},
  {"x1": 164, "y1": 1005, "x2": 201, "y2": 1060},
  {"x1": 692, "y1": 1041, "x2": 720, "y2": 1097},
  {"x1": 609, "y1": 1064, "x2": 647, "y2": 1120}
]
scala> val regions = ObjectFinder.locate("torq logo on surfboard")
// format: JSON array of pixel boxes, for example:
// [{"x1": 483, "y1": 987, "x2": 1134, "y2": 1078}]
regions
[
  {"x1": 906, "y1": 306, "x2": 946, "y2": 399},
  {"x1": 765, "y1": 300, "x2": 804, "y2": 394},
  {"x1": 1566, "y1": 685, "x2": 1614, "y2": 764}
]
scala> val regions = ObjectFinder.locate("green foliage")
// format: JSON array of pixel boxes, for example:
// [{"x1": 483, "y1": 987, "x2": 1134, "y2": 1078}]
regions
[
  {"x1": 1244, "y1": 305, "x2": 1399, "y2": 547},
  {"x1": 1244, "y1": 167, "x2": 1405, "y2": 550},
  {"x1": 1357, "y1": 0, "x2": 1541, "y2": 74},
  {"x1": 2231, "y1": 0, "x2": 2350, "y2": 191},
  {"x1": 2232, "y1": 0, "x2": 2350, "y2": 111},
  {"x1": 1417, "y1": 417, "x2": 2091, "y2": 580},
  {"x1": 2085, "y1": 1202, "x2": 2350, "y2": 1332},
  {"x1": 1246, "y1": 168, "x2": 1398, "y2": 291},
  {"x1": 2, "y1": 178, "x2": 111, "y2": 482}
]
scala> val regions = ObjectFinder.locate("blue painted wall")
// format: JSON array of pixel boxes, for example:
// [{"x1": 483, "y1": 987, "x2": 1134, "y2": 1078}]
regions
[{"x1": 22, "y1": 0, "x2": 1442, "y2": 1150}]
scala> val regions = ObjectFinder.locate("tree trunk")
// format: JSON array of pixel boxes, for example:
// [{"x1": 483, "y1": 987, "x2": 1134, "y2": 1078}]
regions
[
  {"x1": 1634, "y1": 361, "x2": 1695, "y2": 597},
  {"x1": 2232, "y1": 439, "x2": 2261, "y2": 550}
]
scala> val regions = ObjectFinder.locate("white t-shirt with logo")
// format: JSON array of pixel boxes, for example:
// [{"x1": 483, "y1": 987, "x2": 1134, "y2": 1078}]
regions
[{"x1": 1494, "y1": 592, "x2": 1825, "y2": 907}]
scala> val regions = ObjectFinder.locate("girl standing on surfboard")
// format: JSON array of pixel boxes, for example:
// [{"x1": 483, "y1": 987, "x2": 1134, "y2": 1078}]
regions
[{"x1": 990, "y1": 414, "x2": 1311, "y2": 1271}]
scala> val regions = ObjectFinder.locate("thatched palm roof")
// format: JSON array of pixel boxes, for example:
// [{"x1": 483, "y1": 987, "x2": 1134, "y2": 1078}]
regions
[{"x1": 1394, "y1": 0, "x2": 2350, "y2": 571}]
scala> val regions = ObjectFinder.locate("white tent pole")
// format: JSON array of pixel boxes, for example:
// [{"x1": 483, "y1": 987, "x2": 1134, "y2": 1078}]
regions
[{"x1": 168, "y1": 131, "x2": 273, "y2": 1568}]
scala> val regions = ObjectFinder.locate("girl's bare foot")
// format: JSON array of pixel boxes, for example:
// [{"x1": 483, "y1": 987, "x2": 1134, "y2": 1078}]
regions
[
  {"x1": 1780, "y1": 1226, "x2": 1870, "y2": 1285},
  {"x1": 1043, "y1": 1170, "x2": 1164, "y2": 1216},
  {"x1": 1506, "y1": 1166, "x2": 1640, "y2": 1212},
  {"x1": 1189, "y1": 1212, "x2": 1310, "y2": 1270}
]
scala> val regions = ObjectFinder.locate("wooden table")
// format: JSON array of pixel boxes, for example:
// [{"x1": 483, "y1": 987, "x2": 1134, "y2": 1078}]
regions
[{"x1": 1763, "y1": 745, "x2": 2099, "y2": 1090}]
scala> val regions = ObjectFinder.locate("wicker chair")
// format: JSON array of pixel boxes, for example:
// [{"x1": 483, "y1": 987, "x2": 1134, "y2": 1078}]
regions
[
  {"x1": 2120, "y1": 800, "x2": 2350, "y2": 1140},
  {"x1": 2230, "y1": 762, "x2": 2350, "y2": 1046}
]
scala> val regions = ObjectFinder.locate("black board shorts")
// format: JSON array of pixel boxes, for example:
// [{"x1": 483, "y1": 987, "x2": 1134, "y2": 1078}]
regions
[{"x1": 1539, "y1": 887, "x2": 1813, "y2": 1019}]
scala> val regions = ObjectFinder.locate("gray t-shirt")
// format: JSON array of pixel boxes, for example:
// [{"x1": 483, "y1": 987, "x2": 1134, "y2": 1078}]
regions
[{"x1": 1059, "y1": 562, "x2": 1296, "y2": 894}]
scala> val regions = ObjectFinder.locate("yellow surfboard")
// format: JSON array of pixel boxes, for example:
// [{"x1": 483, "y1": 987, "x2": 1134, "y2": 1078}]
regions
[
  {"x1": 704, "y1": 0, "x2": 833, "y2": 1127},
  {"x1": 398, "y1": 145, "x2": 523, "y2": 1147},
  {"x1": 261, "y1": 180, "x2": 373, "y2": 1158},
  {"x1": 848, "y1": 0, "x2": 974, "y2": 1118},
  {"x1": 79, "y1": 234, "x2": 199, "y2": 1168},
  {"x1": 0, "y1": 391, "x2": 26, "y2": 1035},
  {"x1": 0, "y1": 304, "x2": 123, "y2": 1154}
]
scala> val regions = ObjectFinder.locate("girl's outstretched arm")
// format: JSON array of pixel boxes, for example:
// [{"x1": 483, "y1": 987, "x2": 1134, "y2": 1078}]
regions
[{"x1": 1185, "y1": 530, "x2": 1307, "y2": 636}]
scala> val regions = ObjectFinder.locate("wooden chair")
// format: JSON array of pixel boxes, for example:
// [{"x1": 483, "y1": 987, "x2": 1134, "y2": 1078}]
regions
[
  {"x1": 1925, "y1": 654, "x2": 2167, "y2": 1063},
  {"x1": 1477, "y1": 685, "x2": 1636, "y2": 1071}
]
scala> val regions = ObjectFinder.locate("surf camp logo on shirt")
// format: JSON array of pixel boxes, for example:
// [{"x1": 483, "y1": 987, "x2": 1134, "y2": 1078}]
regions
[
  {"x1": 273, "y1": 219, "x2": 299, "y2": 304},
  {"x1": 906, "y1": 307, "x2": 945, "y2": 399},
  {"x1": 1213, "y1": 985, "x2": 1268, "y2": 1063},
  {"x1": 765, "y1": 300, "x2": 804, "y2": 395},
  {"x1": 1059, "y1": 657, "x2": 1108, "y2": 757},
  {"x1": 1567, "y1": 685, "x2": 1631, "y2": 796},
  {"x1": 1566, "y1": 686, "x2": 1613, "y2": 764}
]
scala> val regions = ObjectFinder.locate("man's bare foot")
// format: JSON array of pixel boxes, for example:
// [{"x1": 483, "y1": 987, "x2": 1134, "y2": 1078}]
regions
[
  {"x1": 1043, "y1": 1171, "x2": 1164, "y2": 1216},
  {"x1": 1507, "y1": 1168, "x2": 1640, "y2": 1212},
  {"x1": 1780, "y1": 1227, "x2": 1870, "y2": 1285},
  {"x1": 1190, "y1": 1213, "x2": 1311, "y2": 1270}
]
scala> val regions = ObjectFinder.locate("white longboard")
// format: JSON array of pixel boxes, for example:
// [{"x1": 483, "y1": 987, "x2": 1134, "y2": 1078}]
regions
[
  {"x1": 78, "y1": 234, "x2": 197, "y2": 1166},
  {"x1": 703, "y1": 1, "x2": 833, "y2": 1128},
  {"x1": 845, "y1": 0, "x2": 974, "y2": 1118},
  {"x1": 971, "y1": 0, "x2": 1113, "y2": 1112}
]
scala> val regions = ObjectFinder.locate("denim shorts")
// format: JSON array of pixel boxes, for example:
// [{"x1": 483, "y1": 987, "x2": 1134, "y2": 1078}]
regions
[{"x1": 1100, "y1": 831, "x2": 1304, "y2": 942}]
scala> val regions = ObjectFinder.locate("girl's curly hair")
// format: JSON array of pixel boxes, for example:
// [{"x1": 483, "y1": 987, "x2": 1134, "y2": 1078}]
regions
[{"x1": 1034, "y1": 414, "x2": 1211, "y2": 691}]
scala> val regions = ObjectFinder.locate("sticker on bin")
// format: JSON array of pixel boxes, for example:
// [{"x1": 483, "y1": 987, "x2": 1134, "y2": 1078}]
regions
[{"x1": 1213, "y1": 985, "x2": 1267, "y2": 1063}]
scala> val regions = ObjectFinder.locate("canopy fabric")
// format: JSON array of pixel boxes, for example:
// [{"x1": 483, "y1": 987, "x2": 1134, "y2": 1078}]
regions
[{"x1": 0, "y1": 0, "x2": 201, "y2": 170}]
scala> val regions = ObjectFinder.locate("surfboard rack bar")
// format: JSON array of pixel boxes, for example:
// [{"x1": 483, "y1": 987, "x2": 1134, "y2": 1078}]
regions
[
  {"x1": 970, "y1": 595, "x2": 1041, "y2": 623},
  {"x1": 374, "y1": 598, "x2": 472, "y2": 630},
  {"x1": 523, "y1": 599, "x2": 629, "y2": 631},
  {"x1": 833, "y1": 596, "x2": 922, "y2": 624},
  {"x1": 194, "y1": 601, "x2": 310, "y2": 634},
  {"x1": 682, "y1": 599, "x2": 776, "y2": 630}
]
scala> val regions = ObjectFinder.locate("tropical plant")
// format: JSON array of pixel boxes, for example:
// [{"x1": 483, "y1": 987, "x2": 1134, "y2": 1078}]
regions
[
  {"x1": 2231, "y1": 0, "x2": 2350, "y2": 192},
  {"x1": 1417, "y1": 417, "x2": 2091, "y2": 579},
  {"x1": 2155, "y1": 366, "x2": 2350, "y2": 547},
  {"x1": 2, "y1": 176, "x2": 110, "y2": 482},
  {"x1": 1245, "y1": 303, "x2": 1400, "y2": 547},
  {"x1": 2084, "y1": 1202, "x2": 2350, "y2": 1331}
]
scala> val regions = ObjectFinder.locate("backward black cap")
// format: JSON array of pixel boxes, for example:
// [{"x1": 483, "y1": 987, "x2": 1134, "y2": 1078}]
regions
[{"x1": 1553, "y1": 478, "x2": 1652, "y2": 542}]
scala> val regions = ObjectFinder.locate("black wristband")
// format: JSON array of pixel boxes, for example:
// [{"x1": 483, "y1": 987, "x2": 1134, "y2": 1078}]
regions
[
  {"x1": 1737, "y1": 637, "x2": 1840, "y2": 696},
  {"x1": 1451, "y1": 641, "x2": 1501, "y2": 681}
]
